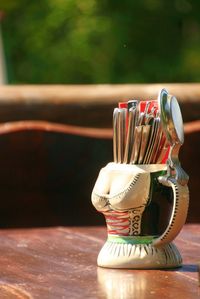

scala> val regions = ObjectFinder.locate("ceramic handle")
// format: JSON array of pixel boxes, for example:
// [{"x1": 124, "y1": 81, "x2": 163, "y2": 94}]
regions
[{"x1": 152, "y1": 176, "x2": 189, "y2": 247}]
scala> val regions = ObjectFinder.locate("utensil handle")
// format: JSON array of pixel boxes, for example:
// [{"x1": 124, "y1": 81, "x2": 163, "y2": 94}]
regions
[
  {"x1": 113, "y1": 108, "x2": 119, "y2": 162},
  {"x1": 118, "y1": 109, "x2": 126, "y2": 163},
  {"x1": 123, "y1": 108, "x2": 135, "y2": 163}
]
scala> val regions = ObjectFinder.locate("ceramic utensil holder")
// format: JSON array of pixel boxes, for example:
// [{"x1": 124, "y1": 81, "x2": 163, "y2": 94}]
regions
[{"x1": 91, "y1": 89, "x2": 189, "y2": 269}]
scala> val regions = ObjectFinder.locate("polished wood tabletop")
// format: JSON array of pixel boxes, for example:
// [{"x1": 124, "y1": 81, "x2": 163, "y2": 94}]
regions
[{"x1": 0, "y1": 224, "x2": 199, "y2": 299}]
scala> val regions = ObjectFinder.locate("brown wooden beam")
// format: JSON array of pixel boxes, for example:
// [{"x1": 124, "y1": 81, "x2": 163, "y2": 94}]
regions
[{"x1": 0, "y1": 84, "x2": 199, "y2": 127}]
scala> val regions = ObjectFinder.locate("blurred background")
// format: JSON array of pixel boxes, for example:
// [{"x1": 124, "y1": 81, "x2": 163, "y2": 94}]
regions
[
  {"x1": 0, "y1": 0, "x2": 199, "y2": 228},
  {"x1": 1, "y1": 0, "x2": 200, "y2": 84}
]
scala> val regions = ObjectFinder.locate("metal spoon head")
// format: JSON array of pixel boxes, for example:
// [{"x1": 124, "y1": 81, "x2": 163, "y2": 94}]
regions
[
  {"x1": 158, "y1": 88, "x2": 184, "y2": 145},
  {"x1": 170, "y1": 96, "x2": 184, "y2": 144}
]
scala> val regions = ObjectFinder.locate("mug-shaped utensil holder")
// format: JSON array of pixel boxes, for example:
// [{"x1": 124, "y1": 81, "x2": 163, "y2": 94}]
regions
[{"x1": 91, "y1": 89, "x2": 189, "y2": 269}]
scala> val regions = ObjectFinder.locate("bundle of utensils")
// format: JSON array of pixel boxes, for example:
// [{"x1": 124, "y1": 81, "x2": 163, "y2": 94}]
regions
[{"x1": 113, "y1": 100, "x2": 169, "y2": 164}]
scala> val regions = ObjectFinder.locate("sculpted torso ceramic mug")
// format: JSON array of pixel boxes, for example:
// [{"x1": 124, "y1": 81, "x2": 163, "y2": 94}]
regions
[{"x1": 91, "y1": 89, "x2": 189, "y2": 269}]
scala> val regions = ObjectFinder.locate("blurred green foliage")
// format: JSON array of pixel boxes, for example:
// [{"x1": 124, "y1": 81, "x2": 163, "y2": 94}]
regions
[{"x1": 1, "y1": 0, "x2": 200, "y2": 83}]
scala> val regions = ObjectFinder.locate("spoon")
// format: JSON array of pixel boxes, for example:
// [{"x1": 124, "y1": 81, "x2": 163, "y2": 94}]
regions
[{"x1": 158, "y1": 89, "x2": 189, "y2": 185}]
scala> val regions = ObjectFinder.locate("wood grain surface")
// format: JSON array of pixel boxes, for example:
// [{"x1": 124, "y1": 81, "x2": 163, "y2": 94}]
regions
[{"x1": 0, "y1": 224, "x2": 199, "y2": 299}]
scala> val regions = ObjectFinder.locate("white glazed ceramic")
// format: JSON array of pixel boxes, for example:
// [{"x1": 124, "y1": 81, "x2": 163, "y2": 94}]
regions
[{"x1": 92, "y1": 163, "x2": 189, "y2": 269}]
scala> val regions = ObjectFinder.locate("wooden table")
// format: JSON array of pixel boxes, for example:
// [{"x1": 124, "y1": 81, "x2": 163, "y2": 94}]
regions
[{"x1": 0, "y1": 225, "x2": 199, "y2": 298}]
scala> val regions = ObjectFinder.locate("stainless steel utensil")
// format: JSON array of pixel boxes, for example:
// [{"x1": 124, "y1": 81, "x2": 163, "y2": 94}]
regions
[
  {"x1": 146, "y1": 117, "x2": 159, "y2": 164},
  {"x1": 123, "y1": 107, "x2": 136, "y2": 163},
  {"x1": 138, "y1": 125, "x2": 151, "y2": 164},
  {"x1": 130, "y1": 125, "x2": 143, "y2": 164},
  {"x1": 155, "y1": 136, "x2": 169, "y2": 163},
  {"x1": 145, "y1": 105, "x2": 156, "y2": 125},
  {"x1": 143, "y1": 117, "x2": 156, "y2": 164},
  {"x1": 151, "y1": 123, "x2": 163, "y2": 164},
  {"x1": 158, "y1": 89, "x2": 189, "y2": 185},
  {"x1": 149, "y1": 116, "x2": 162, "y2": 163},
  {"x1": 134, "y1": 101, "x2": 141, "y2": 127},
  {"x1": 123, "y1": 100, "x2": 139, "y2": 164},
  {"x1": 113, "y1": 108, "x2": 119, "y2": 162},
  {"x1": 117, "y1": 108, "x2": 126, "y2": 163}
]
